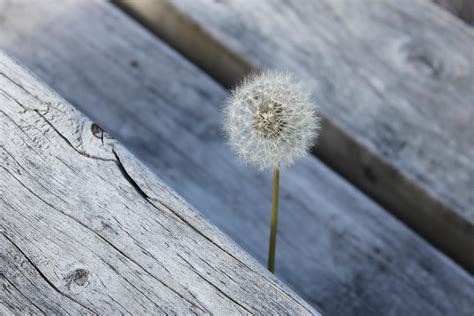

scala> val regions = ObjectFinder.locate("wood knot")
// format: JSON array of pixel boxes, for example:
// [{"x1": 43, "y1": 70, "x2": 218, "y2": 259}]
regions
[
  {"x1": 129, "y1": 59, "x2": 139, "y2": 68},
  {"x1": 65, "y1": 268, "x2": 89, "y2": 289},
  {"x1": 401, "y1": 40, "x2": 443, "y2": 77},
  {"x1": 90, "y1": 123, "x2": 103, "y2": 138},
  {"x1": 90, "y1": 123, "x2": 113, "y2": 147},
  {"x1": 91, "y1": 122, "x2": 110, "y2": 145}
]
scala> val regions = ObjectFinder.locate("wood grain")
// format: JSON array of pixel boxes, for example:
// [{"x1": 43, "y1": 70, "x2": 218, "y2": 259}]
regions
[
  {"x1": 0, "y1": 51, "x2": 317, "y2": 315},
  {"x1": 116, "y1": 0, "x2": 474, "y2": 272},
  {"x1": 1, "y1": 1, "x2": 473, "y2": 315}
]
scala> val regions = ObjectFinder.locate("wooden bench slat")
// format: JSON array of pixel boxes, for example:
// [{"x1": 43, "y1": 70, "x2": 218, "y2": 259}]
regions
[
  {"x1": 0, "y1": 51, "x2": 317, "y2": 315},
  {"x1": 1, "y1": 1, "x2": 473, "y2": 315},
  {"x1": 117, "y1": 0, "x2": 474, "y2": 272}
]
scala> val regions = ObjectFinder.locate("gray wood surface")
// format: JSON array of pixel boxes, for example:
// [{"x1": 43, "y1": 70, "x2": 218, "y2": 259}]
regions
[
  {"x1": 432, "y1": 0, "x2": 474, "y2": 24},
  {"x1": 0, "y1": 51, "x2": 317, "y2": 315},
  {"x1": 1, "y1": 1, "x2": 473, "y2": 315},
  {"x1": 117, "y1": 0, "x2": 474, "y2": 272}
]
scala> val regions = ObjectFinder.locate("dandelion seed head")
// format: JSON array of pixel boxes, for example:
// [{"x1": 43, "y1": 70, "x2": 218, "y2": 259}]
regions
[{"x1": 224, "y1": 70, "x2": 321, "y2": 170}]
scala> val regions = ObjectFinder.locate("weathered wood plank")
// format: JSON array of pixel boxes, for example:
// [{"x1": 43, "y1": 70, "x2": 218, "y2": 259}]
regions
[
  {"x1": 0, "y1": 52, "x2": 317, "y2": 314},
  {"x1": 1, "y1": 1, "x2": 473, "y2": 315},
  {"x1": 431, "y1": 0, "x2": 474, "y2": 25},
  {"x1": 116, "y1": 0, "x2": 474, "y2": 272}
]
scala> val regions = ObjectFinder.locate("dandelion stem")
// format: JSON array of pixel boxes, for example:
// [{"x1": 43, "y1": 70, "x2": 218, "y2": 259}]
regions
[{"x1": 268, "y1": 165, "x2": 279, "y2": 273}]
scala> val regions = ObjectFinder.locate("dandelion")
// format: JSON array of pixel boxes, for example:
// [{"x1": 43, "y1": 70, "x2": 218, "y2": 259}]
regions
[{"x1": 224, "y1": 70, "x2": 321, "y2": 273}]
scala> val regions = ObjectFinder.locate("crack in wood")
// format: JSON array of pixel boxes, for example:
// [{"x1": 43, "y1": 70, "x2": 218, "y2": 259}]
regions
[
  {"x1": 112, "y1": 149, "x2": 150, "y2": 199},
  {"x1": 1, "y1": 274, "x2": 45, "y2": 314},
  {"x1": 110, "y1": 149, "x2": 312, "y2": 313},
  {"x1": 0, "y1": 50, "x2": 318, "y2": 314},
  {"x1": 1, "y1": 162, "x2": 207, "y2": 314},
  {"x1": 1, "y1": 72, "x2": 114, "y2": 162},
  {"x1": 1, "y1": 233, "x2": 97, "y2": 314},
  {"x1": 35, "y1": 110, "x2": 115, "y2": 162}
]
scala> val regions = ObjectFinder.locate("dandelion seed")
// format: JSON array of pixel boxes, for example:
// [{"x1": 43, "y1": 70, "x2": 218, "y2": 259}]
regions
[{"x1": 223, "y1": 70, "x2": 321, "y2": 273}]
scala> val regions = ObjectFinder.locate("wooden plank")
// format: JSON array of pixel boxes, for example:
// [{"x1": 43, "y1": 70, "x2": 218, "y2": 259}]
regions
[
  {"x1": 431, "y1": 0, "x2": 474, "y2": 25},
  {"x1": 116, "y1": 0, "x2": 474, "y2": 272},
  {"x1": 0, "y1": 51, "x2": 317, "y2": 315},
  {"x1": 1, "y1": 1, "x2": 473, "y2": 315}
]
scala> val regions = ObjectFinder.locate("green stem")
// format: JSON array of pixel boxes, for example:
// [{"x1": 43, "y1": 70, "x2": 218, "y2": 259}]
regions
[{"x1": 268, "y1": 165, "x2": 280, "y2": 273}]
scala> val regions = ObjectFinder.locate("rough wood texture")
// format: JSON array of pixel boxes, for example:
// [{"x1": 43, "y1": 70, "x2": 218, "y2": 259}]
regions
[
  {"x1": 0, "y1": 51, "x2": 317, "y2": 315},
  {"x1": 1, "y1": 1, "x2": 473, "y2": 315},
  {"x1": 432, "y1": 0, "x2": 474, "y2": 25},
  {"x1": 117, "y1": 0, "x2": 474, "y2": 272}
]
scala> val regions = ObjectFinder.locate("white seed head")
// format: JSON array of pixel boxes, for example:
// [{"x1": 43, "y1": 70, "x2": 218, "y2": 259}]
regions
[{"x1": 224, "y1": 70, "x2": 321, "y2": 170}]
